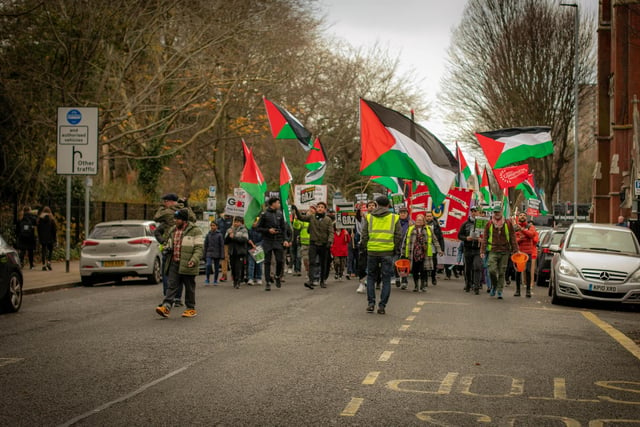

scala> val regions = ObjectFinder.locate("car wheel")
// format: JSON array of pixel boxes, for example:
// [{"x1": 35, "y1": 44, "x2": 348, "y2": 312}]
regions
[
  {"x1": 147, "y1": 257, "x2": 161, "y2": 284},
  {"x1": 536, "y1": 273, "x2": 546, "y2": 288},
  {"x1": 1, "y1": 272, "x2": 23, "y2": 312},
  {"x1": 81, "y1": 276, "x2": 94, "y2": 287}
]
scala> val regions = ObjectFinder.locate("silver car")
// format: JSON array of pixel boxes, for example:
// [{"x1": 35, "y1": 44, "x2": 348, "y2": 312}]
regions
[
  {"x1": 549, "y1": 223, "x2": 640, "y2": 305},
  {"x1": 80, "y1": 220, "x2": 162, "y2": 286}
]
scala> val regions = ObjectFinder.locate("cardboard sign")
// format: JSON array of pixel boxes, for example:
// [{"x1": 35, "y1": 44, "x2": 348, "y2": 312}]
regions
[
  {"x1": 224, "y1": 195, "x2": 246, "y2": 217},
  {"x1": 294, "y1": 185, "x2": 327, "y2": 211}
]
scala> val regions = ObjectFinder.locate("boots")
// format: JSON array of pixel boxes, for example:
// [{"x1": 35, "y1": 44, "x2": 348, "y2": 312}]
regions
[
  {"x1": 525, "y1": 284, "x2": 531, "y2": 298},
  {"x1": 514, "y1": 283, "x2": 521, "y2": 297}
]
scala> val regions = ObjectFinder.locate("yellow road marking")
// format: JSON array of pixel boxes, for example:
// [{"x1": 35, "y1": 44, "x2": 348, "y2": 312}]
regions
[
  {"x1": 399, "y1": 324, "x2": 410, "y2": 331},
  {"x1": 422, "y1": 301, "x2": 470, "y2": 305},
  {"x1": 406, "y1": 315, "x2": 416, "y2": 321},
  {"x1": 581, "y1": 311, "x2": 640, "y2": 361},
  {"x1": 340, "y1": 397, "x2": 364, "y2": 416},
  {"x1": 412, "y1": 307, "x2": 421, "y2": 313},
  {"x1": 362, "y1": 371, "x2": 380, "y2": 385},
  {"x1": 417, "y1": 301, "x2": 427, "y2": 306},
  {"x1": 378, "y1": 351, "x2": 394, "y2": 362},
  {"x1": 554, "y1": 377, "x2": 567, "y2": 399},
  {"x1": 0, "y1": 358, "x2": 23, "y2": 368},
  {"x1": 389, "y1": 338, "x2": 401, "y2": 345}
]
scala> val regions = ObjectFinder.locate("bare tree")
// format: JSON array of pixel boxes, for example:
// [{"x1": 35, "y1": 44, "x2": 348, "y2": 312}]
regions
[{"x1": 440, "y1": 0, "x2": 595, "y2": 203}]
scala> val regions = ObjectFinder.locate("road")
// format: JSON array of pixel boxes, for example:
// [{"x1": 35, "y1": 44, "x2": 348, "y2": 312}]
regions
[{"x1": 1, "y1": 274, "x2": 639, "y2": 426}]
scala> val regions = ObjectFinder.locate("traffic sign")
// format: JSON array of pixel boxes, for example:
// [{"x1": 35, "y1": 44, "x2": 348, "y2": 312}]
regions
[
  {"x1": 635, "y1": 179, "x2": 640, "y2": 196},
  {"x1": 57, "y1": 107, "x2": 98, "y2": 175}
]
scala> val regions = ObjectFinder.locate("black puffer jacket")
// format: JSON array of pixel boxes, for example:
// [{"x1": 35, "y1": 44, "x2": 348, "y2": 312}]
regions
[{"x1": 255, "y1": 208, "x2": 290, "y2": 243}]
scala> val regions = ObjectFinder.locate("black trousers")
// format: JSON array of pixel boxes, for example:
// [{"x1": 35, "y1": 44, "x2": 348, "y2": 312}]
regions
[
  {"x1": 463, "y1": 252, "x2": 482, "y2": 290},
  {"x1": 263, "y1": 240, "x2": 284, "y2": 283},
  {"x1": 309, "y1": 243, "x2": 329, "y2": 284}
]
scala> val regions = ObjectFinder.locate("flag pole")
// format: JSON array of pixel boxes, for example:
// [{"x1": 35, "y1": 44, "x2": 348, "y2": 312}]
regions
[{"x1": 361, "y1": 176, "x2": 373, "y2": 194}]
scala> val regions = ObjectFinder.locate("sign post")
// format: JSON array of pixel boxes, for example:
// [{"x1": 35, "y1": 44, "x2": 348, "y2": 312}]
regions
[{"x1": 57, "y1": 107, "x2": 98, "y2": 272}]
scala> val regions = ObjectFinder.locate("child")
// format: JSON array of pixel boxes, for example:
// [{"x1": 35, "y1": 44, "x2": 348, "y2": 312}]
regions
[
  {"x1": 204, "y1": 221, "x2": 224, "y2": 285},
  {"x1": 331, "y1": 225, "x2": 351, "y2": 280},
  {"x1": 225, "y1": 217, "x2": 249, "y2": 289}
]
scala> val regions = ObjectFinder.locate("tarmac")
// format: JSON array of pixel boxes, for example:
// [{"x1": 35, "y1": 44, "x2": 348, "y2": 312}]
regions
[{"x1": 21, "y1": 259, "x2": 82, "y2": 295}]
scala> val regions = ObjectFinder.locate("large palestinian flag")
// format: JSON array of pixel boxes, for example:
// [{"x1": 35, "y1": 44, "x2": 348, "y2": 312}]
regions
[
  {"x1": 240, "y1": 145, "x2": 267, "y2": 228},
  {"x1": 359, "y1": 99, "x2": 458, "y2": 206},
  {"x1": 263, "y1": 97, "x2": 313, "y2": 151},
  {"x1": 475, "y1": 126, "x2": 553, "y2": 169},
  {"x1": 456, "y1": 143, "x2": 472, "y2": 189}
]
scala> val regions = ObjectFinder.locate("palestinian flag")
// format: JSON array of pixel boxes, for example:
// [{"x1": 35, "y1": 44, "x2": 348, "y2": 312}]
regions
[
  {"x1": 372, "y1": 176, "x2": 402, "y2": 194},
  {"x1": 240, "y1": 147, "x2": 267, "y2": 228},
  {"x1": 359, "y1": 99, "x2": 458, "y2": 206},
  {"x1": 475, "y1": 126, "x2": 553, "y2": 169},
  {"x1": 493, "y1": 164, "x2": 529, "y2": 189},
  {"x1": 537, "y1": 188, "x2": 549, "y2": 215},
  {"x1": 305, "y1": 138, "x2": 325, "y2": 171},
  {"x1": 280, "y1": 158, "x2": 293, "y2": 223},
  {"x1": 515, "y1": 173, "x2": 538, "y2": 199},
  {"x1": 304, "y1": 162, "x2": 326, "y2": 184},
  {"x1": 263, "y1": 97, "x2": 313, "y2": 151},
  {"x1": 480, "y1": 165, "x2": 492, "y2": 205},
  {"x1": 241, "y1": 139, "x2": 252, "y2": 165},
  {"x1": 456, "y1": 143, "x2": 472, "y2": 189}
]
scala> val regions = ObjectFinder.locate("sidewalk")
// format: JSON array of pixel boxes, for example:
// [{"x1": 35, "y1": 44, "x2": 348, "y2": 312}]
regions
[{"x1": 22, "y1": 260, "x2": 82, "y2": 294}]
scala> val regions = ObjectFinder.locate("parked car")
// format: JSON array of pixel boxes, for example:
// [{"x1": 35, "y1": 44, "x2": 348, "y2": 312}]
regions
[
  {"x1": 549, "y1": 223, "x2": 640, "y2": 305},
  {"x1": 80, "y1": 220, "x2": 162, "y2": 286},
  {"x1": 0, "y1": 235, "x2": 23, "y2": 312},
  {"x1": 535, "y1": 227, "x2": 567, "y2": 287}
]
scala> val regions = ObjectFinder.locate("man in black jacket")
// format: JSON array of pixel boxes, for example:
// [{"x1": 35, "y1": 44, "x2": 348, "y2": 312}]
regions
[
  {"x1": 457, "y1": 206, "x2": 483, "y2": 294},
  {"x1": 255, "y1": 197, "x2": 291, "y2": 291}
]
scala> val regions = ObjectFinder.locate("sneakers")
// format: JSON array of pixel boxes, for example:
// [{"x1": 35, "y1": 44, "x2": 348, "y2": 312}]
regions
[
  {"x1": 213, "y1": 280, "x2": 218, "y2": 285},
  {"x1": 304, "y1": 282, "x2": 315, "y2": 290},
  {"x1": 181, "y1": 309, "x2": 197, "y2": 317},
  {"x1": 204, "y1": 279, "x2": 210, "y2": 285},
  {"x1": 256, "y1": 279, "x2": 262, "y2": 285},
  {"x1": 395, "y1": 279, "x2": 401, "y2": 288},
  {"x1": 46, "y1": 263, "x2": 52, "y2": 271},
  {"x1": 356, "y1": 283, "x2": 366, "y2": 293},
  {"x1": 220, "y1": 275, "x2": 227, "y2": 282},
  {"x1": 366, "y1": 304, "x2": 375, "y2": 313},
  {"x1": 275, "y1": 277, "x2": 281, "y2": 288},
  {"x1": 155, "y1": 305, "x2": 170, "y2": 318},
  {"x1": 497, "y1": 291, "x2": 503, "y2": 299},
  {"x1": 265, "y1": 283, "x2": 271, "y2": 291},
  {"x1": 377, "y1": 306, "x2": 386, "y2": 315},
  {"x1": 490, "y1": 288, "x2": 496, "y2": 297},
  {"x1": 287, "y1": 268, "x2": 293, "y2": 274}
]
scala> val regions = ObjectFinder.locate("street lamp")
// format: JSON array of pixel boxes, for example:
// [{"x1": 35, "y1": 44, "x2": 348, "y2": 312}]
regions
[{"x1": 560, "y1": 2, "x2": 579, "y2": 223}]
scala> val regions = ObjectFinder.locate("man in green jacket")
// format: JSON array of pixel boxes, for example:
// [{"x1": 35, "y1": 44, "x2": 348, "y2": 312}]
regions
[
  {"x1": 292, "y1": 202, "x2": 334, "y2": 289},
  {"x1": 156, "y1": 209, "x2": 204, "y2": 318}
]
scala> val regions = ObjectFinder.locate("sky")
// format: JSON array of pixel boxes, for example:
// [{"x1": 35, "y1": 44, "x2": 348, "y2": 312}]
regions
[{"x1": 318, "y1": 0, "x2": 598, "y2": 152}]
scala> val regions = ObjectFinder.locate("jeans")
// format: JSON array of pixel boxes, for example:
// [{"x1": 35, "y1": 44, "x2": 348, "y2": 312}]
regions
[
  {"x1": 162, "y1": 253, "x2": 182, "y2": 301},
  {"x1": 488, "y1": 252, "x2": 510, "y2": 292},
  {"x1": 347, "y1": 244, "x2": 358, "y2": 275},
  {"x1": 162, "y1": 260, "x2": 196, "y2": 309},
  {"x1": 366, "y1": 254, "x2": 393, "y2": 308},
  {"x1": 205, "y1": 257, "x2": 221, "y2": 282},
  {"x1": 248, "y1": 256, "x2": 263, "y2": 280},
  {"x1": 291, "y1": 243, "x2": 302, "y2": 273}
]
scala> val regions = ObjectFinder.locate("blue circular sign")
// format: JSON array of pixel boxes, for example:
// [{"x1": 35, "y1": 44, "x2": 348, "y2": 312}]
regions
[{"x1": 66, "y1": 109, "x2": 82, "y2": 125}]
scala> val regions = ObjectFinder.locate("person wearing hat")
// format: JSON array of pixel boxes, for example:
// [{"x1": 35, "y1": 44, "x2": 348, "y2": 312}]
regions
[
  {"x1": 360, "y1": 195, "x2": 403, "y2": 314},
  {"x1": 457, "y1": 206, "x2": 483, "y2": 294},
  {"x1": 156, "y1": 208, "x2": 204, "y2": 318},
  {"x1": 395, "y1": 206, "x2": 412, "y2": 289},
  {"x1": 479, "y1": 204, "x2": 518, "y2": 299}
]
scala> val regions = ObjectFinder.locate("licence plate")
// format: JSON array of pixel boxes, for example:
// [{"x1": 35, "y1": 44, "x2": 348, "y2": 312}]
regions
[
  {"x1": 590, "y1": 284, "x2": 617, "y2": 292},
  {"x1": 103, "y1": 260, "x2": 125, "y2": 267}
]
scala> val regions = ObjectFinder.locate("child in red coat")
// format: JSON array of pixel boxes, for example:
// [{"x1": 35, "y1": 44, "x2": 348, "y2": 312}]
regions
[{"x1": 331, "y1": 226, "x2": 351, "y2": 280}]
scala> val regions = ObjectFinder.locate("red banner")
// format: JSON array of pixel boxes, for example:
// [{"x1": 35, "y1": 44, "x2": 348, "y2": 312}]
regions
[
  {"x1": 493, "y1": 164, "x2": 529, "y2": 189},
  {"x1": 409, "y1": 186, "x2": 474, "y2": 239}
]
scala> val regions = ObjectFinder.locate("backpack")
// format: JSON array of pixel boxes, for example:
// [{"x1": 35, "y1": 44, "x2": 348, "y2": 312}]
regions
[{"x1": 19, "y1": 217, "x2": 34, "y2": 238}]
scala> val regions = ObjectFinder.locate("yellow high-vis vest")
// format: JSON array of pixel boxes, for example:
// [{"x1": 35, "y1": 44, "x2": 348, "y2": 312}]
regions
[
  {"x1": 367, "y1": 213, "x2": 398, "y2": 252},
  {"x1": 403, "y1": 225, "x2": 433, "y2": 258}
]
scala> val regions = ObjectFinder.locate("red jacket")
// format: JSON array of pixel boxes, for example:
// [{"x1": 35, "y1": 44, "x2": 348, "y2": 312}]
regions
[
  {"x1": 331, "y1": 229, "x2": 351, "y2": 257},
  {"x1": 515, "y1": 220, "x2": 538, "y2": 258}
]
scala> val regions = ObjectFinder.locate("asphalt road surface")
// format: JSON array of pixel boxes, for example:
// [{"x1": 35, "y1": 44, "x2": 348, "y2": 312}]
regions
[{"x1": 1, "y1": 273, "x2": 639, "y2": 426}]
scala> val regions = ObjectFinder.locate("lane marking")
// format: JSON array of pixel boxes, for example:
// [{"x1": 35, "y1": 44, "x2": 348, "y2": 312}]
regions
[
  {"x1": 0, "y1": 358, "x2": 23, "y2": 368},
  {"x1": 581, "y1": 311, "x2": 640, "y2": 361},
  {"x1": 389, "y1": 338, "x2": 401, "y2": 345},
  {"x1": 422, "y1": 301, "x2": 470, "y2": 305},
  {"x1": 406, "y1": 315, "x2": 416, "y2": 321},
  {"x1": 399, "y1": 324, "x2": 410, "y2": 331},
  {"x1": 417, "y1": 301, "x2": 427, "y2": 306},
  {"x1": 554, "y1": 377, "x2": 567, "y2": 399},
  {"x1": 412, "y1": 307, "x2": 421, "y2": 313},
  {"x1": 340, "y1": 397, "x2": 364, "y2": 417},
  {"x1": 362, "y1": 371, "x2": 380, "y2": 385},
  {"x1": 378, "y1": 351, "x2": 393, "y2": 362}
]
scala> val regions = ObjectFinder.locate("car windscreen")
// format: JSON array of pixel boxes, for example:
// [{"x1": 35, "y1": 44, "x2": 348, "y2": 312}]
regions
[
  {"x1": 550, "y1": 231, "x2": 565, "y2": 245},
  {"x1": 566, "y1": 228, "x2": 639, "y2": 254},
  {"x1": 90, "y1": 225, "x2": 145, "y2": 239}
]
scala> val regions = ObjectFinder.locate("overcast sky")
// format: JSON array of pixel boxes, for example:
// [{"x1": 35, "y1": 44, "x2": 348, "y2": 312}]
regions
[{"x1": 319, "y1": 0, "x2": 598, "y2": 150}]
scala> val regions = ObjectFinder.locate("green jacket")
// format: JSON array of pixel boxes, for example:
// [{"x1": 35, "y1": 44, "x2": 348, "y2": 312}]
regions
[{"x1": 165, "y1": 222, "x2": 204, "y2": 275}]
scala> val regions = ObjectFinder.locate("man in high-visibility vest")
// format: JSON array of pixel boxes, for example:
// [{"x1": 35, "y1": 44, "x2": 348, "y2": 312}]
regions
[
  {"x1": 360, "y1": 195, "x2": 403, "y2": 314},
  {"x1": 480, "y1": 204, "x2": 518, "y2": 299}
]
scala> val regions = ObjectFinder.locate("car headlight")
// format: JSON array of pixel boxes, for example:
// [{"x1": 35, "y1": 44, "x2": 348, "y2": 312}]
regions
[
  {"x1": 630, "y1": 268, "x2": 640, "y2": 282},
  {"x1": 558, "y1": 259, "x2": 578, "y2": 276}
]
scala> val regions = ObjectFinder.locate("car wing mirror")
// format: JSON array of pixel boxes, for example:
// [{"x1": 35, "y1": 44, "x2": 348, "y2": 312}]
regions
[{"x1": 549, "y1": 244, "x2": 561, "y2": 253}]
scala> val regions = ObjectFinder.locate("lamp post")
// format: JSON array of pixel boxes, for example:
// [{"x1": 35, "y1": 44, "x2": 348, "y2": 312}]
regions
[{"x1": 561, "y1": 2, "x2": 579, "y2": 223}]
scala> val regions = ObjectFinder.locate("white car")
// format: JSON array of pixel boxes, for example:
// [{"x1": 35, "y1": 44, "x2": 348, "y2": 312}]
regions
[
  {"x1": 549, "y1": 223, "x2": 640, "y2": 305},
  {"x1": 80, "y1": 220, "x2": 162, "y2": 286}
]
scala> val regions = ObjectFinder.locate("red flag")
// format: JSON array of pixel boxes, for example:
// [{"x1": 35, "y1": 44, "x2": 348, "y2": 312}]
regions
[{"x1": 493, "y1": 164, "x2": 529, "y2": 189}]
